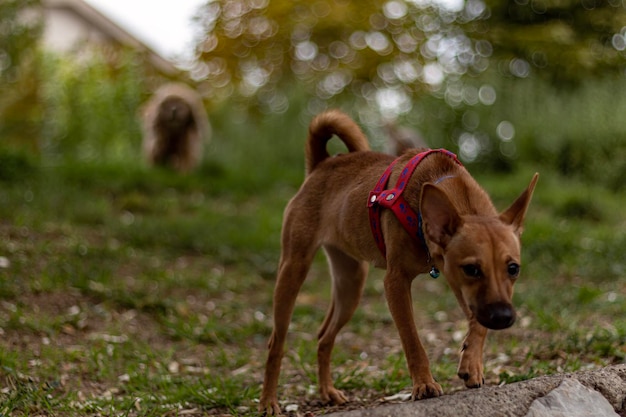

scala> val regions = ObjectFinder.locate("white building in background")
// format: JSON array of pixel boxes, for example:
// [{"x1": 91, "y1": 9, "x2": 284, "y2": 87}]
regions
[{"x1": 40, "y1": 0, "x2": 179, "y2": 76}]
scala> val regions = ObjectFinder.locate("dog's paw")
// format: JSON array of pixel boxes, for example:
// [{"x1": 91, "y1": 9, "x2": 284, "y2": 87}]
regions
[
  {"x1": 457, "y1": 342, "x2": 485, "y2": 388},
  {"x1": 258, "y1": 400, "x2": 283, "y2": 416},
  {"x1": 458, "y1": 370, "x2": 485, "y2": 388},
  {"x1": 457, "y1": 359, "x2": 484, "y2": 388},
  {"x1": 320, "y1": 386, "x2": 348, "y2": 405},
  {"x1": 411, "y1": 381, "x2": 443, "y2": 400}
]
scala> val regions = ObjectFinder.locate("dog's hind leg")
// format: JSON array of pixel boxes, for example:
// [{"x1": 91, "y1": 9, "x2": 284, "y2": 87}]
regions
[
  {"x1": 260, "y1": 219, "x2": 320, "y2": 416},
  {"x1": 316, "y1": 245, "x2": 368, "y2": 405}
]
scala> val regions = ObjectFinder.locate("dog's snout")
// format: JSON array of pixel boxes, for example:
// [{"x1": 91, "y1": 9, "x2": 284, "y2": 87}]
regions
[{"x1": 477, "y1": 302, "x2": 516, "y2": 330}]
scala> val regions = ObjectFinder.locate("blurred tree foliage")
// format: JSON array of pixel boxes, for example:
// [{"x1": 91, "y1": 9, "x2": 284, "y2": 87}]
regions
[
  {"x1": 194, "y1": 0, "x2": 479, "y2": 115},
  {"x1": 0, "y1": 0, "x2": 43, "y2": 152},
  {"x1": 193, "y1": 0, "x2": 626, "y2": 113},
  {"x1": 476, "y1": 0, "x2": 626, "y2": 83},
  {"x1": 40, "y1": 53, "x2": 146, "y2": 162}
]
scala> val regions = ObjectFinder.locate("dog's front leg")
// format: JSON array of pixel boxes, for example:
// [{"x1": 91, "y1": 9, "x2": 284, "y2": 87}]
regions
[
  {"x1": 457, "y1": 318, "x2": 488, "y2": 388},
  {"x1": 384, "y1": 271, "x2": 443, "y2": 400}
]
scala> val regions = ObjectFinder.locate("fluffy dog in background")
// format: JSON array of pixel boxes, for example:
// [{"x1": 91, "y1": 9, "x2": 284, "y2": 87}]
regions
[{"x1": 141, "y1": 83, "x2": 210, "y2": 172}]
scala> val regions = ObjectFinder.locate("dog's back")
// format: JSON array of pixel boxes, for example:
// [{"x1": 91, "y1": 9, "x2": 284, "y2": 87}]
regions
[{"x1": 289, "y1": 112, "x2": 396, "y2": 265}]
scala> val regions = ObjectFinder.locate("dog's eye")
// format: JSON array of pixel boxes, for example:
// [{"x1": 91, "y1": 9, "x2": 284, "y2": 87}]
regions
[
  {"x1": 462, "y1": 264, "x2": 481, "y2": 278},
  {"x1": 507, "y1": 263, "x2": 520, "y2": 278}
]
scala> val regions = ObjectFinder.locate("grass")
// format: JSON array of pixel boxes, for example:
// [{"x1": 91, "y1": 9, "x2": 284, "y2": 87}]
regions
[{"x1": 1, "y1": 97, "x2": 626, "y2": 416}]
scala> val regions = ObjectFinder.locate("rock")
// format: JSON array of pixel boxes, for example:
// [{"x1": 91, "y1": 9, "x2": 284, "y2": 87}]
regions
[
  {"x1": 326, "y1": 364, "x2": 626, "y2": 417},
  {"x1": 574, "y1": 364, "x2": 626, "y2": 412},
  {"x1": 524, "y1": 378, "x2": 619, "y2": 417}
]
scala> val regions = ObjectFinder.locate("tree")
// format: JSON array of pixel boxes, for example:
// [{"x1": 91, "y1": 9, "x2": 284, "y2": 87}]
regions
[
  {"x1": 0, "y1": 0, "x2": 43, "y2": 151},
  {"x1": 192, "y1": 0, "x2": 626, "y2": 115},
  {"x1": 193, "y1": 0, "x2": 485, "y2": 116},
  {"x1": 473, "y1": 0, "x2": 626, "y2": 83}
]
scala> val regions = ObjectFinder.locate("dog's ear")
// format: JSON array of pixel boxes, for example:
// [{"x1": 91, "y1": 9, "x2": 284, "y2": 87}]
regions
[
  {"x1": 420, "y1": 183, "x2": 462, "y2": 248},
  {"x1": 500, "y1": 173, "x2": 539, "y2": 236}
]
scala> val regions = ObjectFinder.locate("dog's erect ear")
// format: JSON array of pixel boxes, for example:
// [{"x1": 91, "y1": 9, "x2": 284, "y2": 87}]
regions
[
  {"x1": 500, "y1": 173, "x2": 539, "y2": 236},
  {"x1": 420, "y1": 183, "x2": 462, "y2": 248}
]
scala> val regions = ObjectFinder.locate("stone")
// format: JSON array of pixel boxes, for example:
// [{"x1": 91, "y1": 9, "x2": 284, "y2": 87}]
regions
[
  {"x1": 524, "y1": 378, "x2": 618, "y2": 417},
  {"x1": 326, "y1": 365, "x2": 625, "y2": 417}
]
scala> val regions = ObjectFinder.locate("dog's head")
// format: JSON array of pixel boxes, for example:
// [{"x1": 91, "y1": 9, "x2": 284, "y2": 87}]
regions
[
  {"x1": 157, "y1": 96, "x2": 194, "y2": 130},
  {"x1": 420, "y1": 173, "x2": 539, "y2": 330}
]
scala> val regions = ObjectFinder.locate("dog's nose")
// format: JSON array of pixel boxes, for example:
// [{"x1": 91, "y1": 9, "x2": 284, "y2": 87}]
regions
[{"x1": 478, "y1": 302, "x2": 516, "y2": 330}]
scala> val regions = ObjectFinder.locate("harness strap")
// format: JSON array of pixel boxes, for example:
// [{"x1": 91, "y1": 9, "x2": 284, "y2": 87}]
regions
[{"x1": 367, "y1": 149, "x2": 462, "y2": 260}]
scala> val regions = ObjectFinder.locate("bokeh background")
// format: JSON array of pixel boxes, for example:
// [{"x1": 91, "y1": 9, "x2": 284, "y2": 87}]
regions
[{"x1": 3, "y1": 0, "x2": 626, "y2": 173}]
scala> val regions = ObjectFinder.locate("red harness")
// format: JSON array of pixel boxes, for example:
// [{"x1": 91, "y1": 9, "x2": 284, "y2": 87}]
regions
[{"x1": 367, "y1": 149, "x2": 463, "y2": 263}]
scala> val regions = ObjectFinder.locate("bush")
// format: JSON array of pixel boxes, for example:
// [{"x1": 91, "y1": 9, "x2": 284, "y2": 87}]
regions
[
  {"x1": 39, "y1": 52, "x2": 147, "y2": 163},
  {"x1": 0, "y1": 149, "x2": 37, "y2": 182}
]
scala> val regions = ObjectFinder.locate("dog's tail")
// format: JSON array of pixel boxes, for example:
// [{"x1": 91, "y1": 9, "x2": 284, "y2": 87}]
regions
[{"x1": 305, "y1": 110, "x2": 370, "y2": 174}]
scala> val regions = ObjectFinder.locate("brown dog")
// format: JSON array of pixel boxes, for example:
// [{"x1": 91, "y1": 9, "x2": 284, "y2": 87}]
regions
[
  {"x1": 259, "y1": 110, "x2": 538, "y2": 415},
  {"x1": 141, "y1": 83, "x2": 210, "y2": 173}
]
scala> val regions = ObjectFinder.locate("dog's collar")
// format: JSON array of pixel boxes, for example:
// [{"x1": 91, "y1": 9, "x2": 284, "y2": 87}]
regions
[{"x1": 367, "y1": 149, "x2": 462, "y2": 277}]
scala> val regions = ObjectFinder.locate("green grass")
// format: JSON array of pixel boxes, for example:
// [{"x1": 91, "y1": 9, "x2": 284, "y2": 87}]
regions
[{"x1": 1, "y1": 89, "x2": 626, "y2": 415}]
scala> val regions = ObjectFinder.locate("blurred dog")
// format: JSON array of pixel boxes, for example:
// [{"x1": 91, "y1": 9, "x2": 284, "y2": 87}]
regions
[
  {"x1": 141, "y1": 83, "x2": 210, "y2": 172},
  {"x1": 259, "y1": 110, "x2": 538, "y2": 415},
  {"x1": 383, "y1": 121, "x2": 428, "y2": 156}
]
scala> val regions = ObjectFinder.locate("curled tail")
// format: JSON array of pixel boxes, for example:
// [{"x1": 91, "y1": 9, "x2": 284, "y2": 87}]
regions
[{"x1": 305, "y1": 109, "x2": 370, "y2": 174}]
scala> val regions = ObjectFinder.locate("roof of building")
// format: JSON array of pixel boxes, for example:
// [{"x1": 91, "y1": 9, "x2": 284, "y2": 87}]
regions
[{"x1": 41, "y1": 0, "x2": 180, "y2": 76}]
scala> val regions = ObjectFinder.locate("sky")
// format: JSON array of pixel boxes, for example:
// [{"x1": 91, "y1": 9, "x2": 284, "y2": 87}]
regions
[{"x1": 84, "y1": 0, "x2": 207, "y2": 61}]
